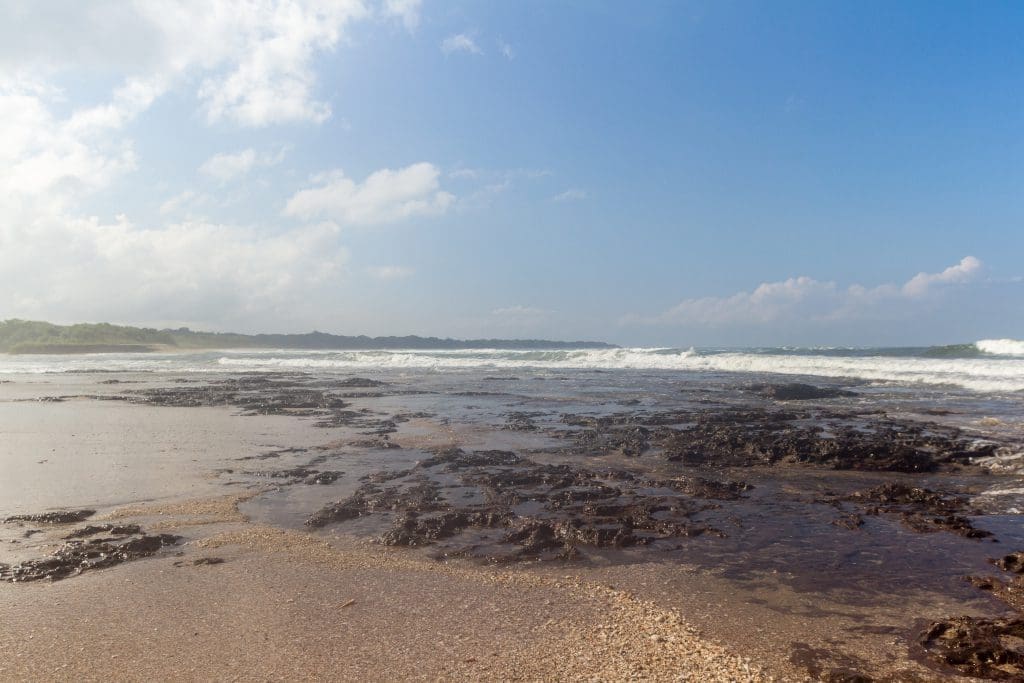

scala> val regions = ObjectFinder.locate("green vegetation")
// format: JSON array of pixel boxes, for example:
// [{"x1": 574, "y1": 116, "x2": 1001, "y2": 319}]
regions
[
  {"x1": 0, "y1": 320, "x2": 175, "y2": 353},
  {"x1": 0, "y1": 319, "x2": 615, "y2": 354}
]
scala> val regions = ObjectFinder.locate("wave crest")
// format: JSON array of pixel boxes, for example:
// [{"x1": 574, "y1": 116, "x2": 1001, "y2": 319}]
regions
[
  {"x1": 976, "y1": 339, "x2": 1024, "y2": 357},
  {"x1": 212, "y1": 346, "x2": 1024, "y2": 393}
]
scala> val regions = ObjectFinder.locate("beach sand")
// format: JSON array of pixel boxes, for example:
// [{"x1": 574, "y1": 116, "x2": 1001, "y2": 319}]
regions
[
  {"x1": 0, "y1": 374, "x2": 1011, "y2": 681},
  {"x1": 0, "y1": 380, "x2": 777, "y2": 681}
]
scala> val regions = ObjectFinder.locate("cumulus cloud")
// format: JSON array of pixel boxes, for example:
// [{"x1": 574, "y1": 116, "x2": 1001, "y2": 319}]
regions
[
  {"x1": 191, "y1": 1, "x2": 364, "y2": 127},
  {"x1": 441, "y1": 33, "x2": 482, "y2": 56},
  {"x1": 284, "y1": 163, "x2": 455, "y2": 225},
  {"x1": 1, "y1": 1, "x2": 368, "y2": 129},
  {"x1": 902, "y1": 256, "x2": 981, "y2": 297},
  {"x1": 636, "y1": 257, "x2": 984, "y2": 327},
  {"x1": 0, "y1": 76, "x2": 146, "y2": 201},
  {"x1": 199, "y1": 147, "x2": 287, "y2": 182},
  {"x1": 0, "y1": 1, "x2": 371, "y2": 208}
]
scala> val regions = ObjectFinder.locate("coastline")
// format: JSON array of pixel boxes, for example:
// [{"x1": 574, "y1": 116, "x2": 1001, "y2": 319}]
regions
[
  {"x1": 0, "y1": 379, "x2": 774, "y2": 681},
  {"x1": 1, "y1": 370, "x2": 1021, "y2": 680}
]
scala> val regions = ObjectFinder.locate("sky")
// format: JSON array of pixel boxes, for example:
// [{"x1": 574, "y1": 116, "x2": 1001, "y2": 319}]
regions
[{"x1": 1, "y1": 0, "x2": 1022, "y2": 347}]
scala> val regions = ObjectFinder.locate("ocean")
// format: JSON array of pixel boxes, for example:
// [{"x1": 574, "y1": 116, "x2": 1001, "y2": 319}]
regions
[
  {"x1": 2, "y1": 338, "x2": 1023, "y2": 392},
  {"x1": 3, "y1": 338, "x2": 1022, "y2": 472}
]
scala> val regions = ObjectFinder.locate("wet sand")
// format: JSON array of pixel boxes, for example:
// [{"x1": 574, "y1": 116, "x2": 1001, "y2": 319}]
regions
[
  {"x1": 0, "y1": 378, "x2": 773, "y2": 681},
  {"x1": 2, "y1": 372, "x2": 1022, "y2": 680},
  {"x1": 0, "y1": 522, "x2": 769, "y2": 681}
]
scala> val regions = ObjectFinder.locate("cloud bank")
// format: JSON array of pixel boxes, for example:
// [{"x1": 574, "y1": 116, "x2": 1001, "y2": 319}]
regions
[
  {"x1": 634, "y1": 256, "x2": 984, "y2": 328},
  {"x1": 0, "y1": 2, "x2": 442, "y2": 331}
]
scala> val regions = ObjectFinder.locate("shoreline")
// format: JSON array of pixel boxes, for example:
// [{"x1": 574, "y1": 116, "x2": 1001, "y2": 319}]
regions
[{"x1": 1, "y1": 371, "x2": 1022, "y2": 680}]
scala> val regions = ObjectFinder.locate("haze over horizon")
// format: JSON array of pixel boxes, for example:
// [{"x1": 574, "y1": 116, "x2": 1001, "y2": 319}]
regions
[{"x1": 2, "y1": 1, "x2": 1022, "y2": 347}]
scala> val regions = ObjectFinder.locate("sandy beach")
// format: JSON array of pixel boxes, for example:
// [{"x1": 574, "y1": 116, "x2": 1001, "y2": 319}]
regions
[
  {"x1": 2, "y1": 369, "x2": 1022, "y2": 681},
  {"x1": 0, "y1": 377, "x2": 777, "y2": 681}
]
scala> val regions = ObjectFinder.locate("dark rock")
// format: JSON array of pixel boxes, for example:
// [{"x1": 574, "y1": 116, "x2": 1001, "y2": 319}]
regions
[
  {"x1": 5, "y1": 509, "x2": 96, "y2": 525},
  {"x1": 503, "y1": 412, "x2": 538, "y2": 431},
  {"x1": 919, "y1": 616, "x2": 1024, "y2": 679},
  {"x1": 650, "y1": 408, "x2": 981, "y2": 472},
  {"x1": 503, "y1": 519, "x2": 566, "y2": 556},
  {"x1": 844, "y1": 484, "x2": 991, "y2": 539},
  {"x1": 306, "y1": 481, "x2": 446, "y2": 528},
  {"x1": 572, "y1": 425, "x2": 651, "y2": 457},
  {"x1": 832, "y1": 513, "x2": 865, "y2": 531},
  {"x1": 334, "y1": 377, "x2": 386, "y2": 387},
  {"x1": 847, "y1": 484, "x2": 961, "y2": 510},
  {"x1": 64, "y1": 524, "x2": 142, "y2": 539},
  {"x1": 994, "y1": 552, "x2": 1024, "y2": 574},
  {"x1": 0, "y1": 533, "x2": 181, "y2": 582},
  {"x1": 658, "y1": 476, "x2": 752, "y2": 501},
  {"x1": 380, "y1": 510, "x2": 512, "y2": 547}
]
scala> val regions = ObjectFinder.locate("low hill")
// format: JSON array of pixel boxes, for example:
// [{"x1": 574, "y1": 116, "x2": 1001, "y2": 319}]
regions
[{"x1": 0, "y1": 319, "x2": 616, "y2": 353}]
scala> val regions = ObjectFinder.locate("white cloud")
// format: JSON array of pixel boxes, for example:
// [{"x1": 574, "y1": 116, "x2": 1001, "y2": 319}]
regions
[
  {"x1": 199, "y1": 147, "x2": 287, "y2": 182},
  {"x1": 367, "y1": 265, "x2": 414, "y2": 280},
  {"x1": 637, "y1": 257, "x2": 984, "y2": 327},
  {"x1": 498, "y1": 39, "x2": 515, "y2": 60},
  {"x1": 902, "y1": 256, "x2": 981, "y2": 296},
  {"x1": 650, "y1": 277, "x2": 839, "y2": 326},
  {"x1": 0, "y1": 77, "x2": 144, "y2": 202},
  {"x1": 200, "y1": 149, "x2": 258, "y2": 182},
  {"x1": 160, "y1": 189, "x2": 198, "y2": 215},
  {"x1": 441, "y1": 33, "x2": 482, "y2": 56},
  {"x1": 552, "y1": 188, "x2": 587, "y2": 202},
  {"x1": 186, "y1": 2, "x2": 367, "y2": 127},
  {"x1": 284, "y1": 162, "x2": 455, "y2": 225},
  {"x1": 1, "y1": 1, "x2": 369, "y2": 129},
  {"x1": 0, "y1": 1, "x2": 372, "y2": 209},
  {"x1": 382, "y1": 0, "x2": 421, "y2": 31},
  {"x1": 0, "y1": 201, "x2": 348, "y2": 326},
  {"x1": 0, "y1": 1, "x2": 437, "y2": 331}
]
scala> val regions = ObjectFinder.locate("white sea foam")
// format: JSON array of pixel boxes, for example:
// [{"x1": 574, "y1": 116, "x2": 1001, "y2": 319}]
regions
[
  {"x1": 978, "y1": 487, "x2": 1024, "y2": 496},
  {"x1": 2, "y1": 346, "x2": 1024, "y2": 393},
  {"x1": 976, "y1": 338, "x2": 1024, "y2": 357},
  {"x1": 210, "y1": 347, "x2": 1024, "y2": 392}
]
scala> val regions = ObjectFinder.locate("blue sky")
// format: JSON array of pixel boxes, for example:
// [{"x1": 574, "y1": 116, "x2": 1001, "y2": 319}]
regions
[{"x1": 1, "y1": 0, "x2": 1021, "y2": 345}]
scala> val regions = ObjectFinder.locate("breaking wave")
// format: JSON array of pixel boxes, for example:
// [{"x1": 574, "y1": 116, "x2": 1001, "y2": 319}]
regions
[
  {"x1": 212, "y1": 346, "x2": 1024, "y2": 393},
  {"x1": 975, "y1": 339, "x2": 1024, "y2": 357},
  {"x1": 2, "y1": 343, "x2": 1023, "y2": 393}
]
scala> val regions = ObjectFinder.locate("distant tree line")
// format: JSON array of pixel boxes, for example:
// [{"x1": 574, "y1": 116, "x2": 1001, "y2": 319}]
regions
[{"x1": 0, "y1": 319, "x2": 615, "y2": 354}]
